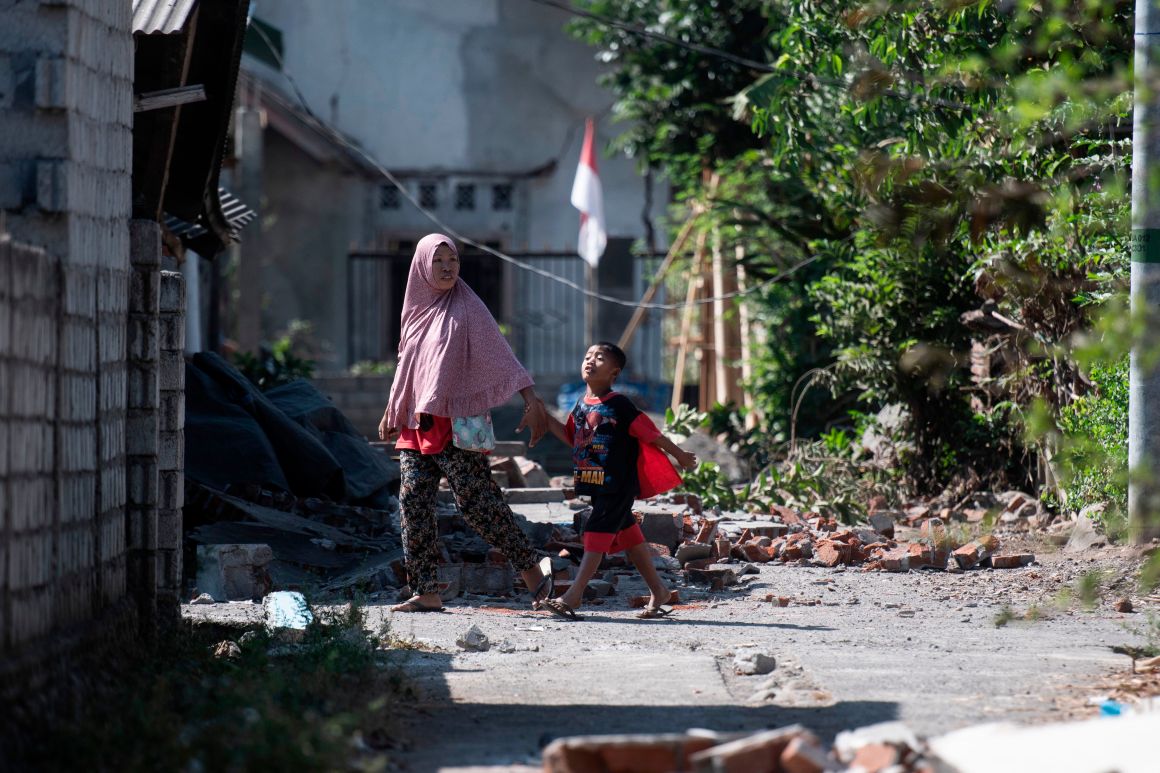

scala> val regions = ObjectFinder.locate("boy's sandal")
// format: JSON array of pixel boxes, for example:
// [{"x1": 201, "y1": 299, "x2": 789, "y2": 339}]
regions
[
  {"x1": 540, "y1": 598, "x2": 580, "y2": 621},
  {"x1": 391, "y1": 598, "x2": 444, "y2": 613},
  {"x1": 637, "y1": 605, "x2": 674, "y2": 620}
]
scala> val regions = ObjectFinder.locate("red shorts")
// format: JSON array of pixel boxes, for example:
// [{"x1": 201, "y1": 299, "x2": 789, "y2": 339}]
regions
[{"x1": 582, "y1": 522, "x2": 646, "y2": 554}]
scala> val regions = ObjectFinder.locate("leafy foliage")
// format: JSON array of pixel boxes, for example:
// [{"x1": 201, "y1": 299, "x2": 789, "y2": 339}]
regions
[{"x1": 572, "y1": 0, "x2": 1133, "y2": 503}]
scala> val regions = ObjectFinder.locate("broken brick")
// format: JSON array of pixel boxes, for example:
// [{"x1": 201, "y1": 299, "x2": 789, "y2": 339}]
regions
[
  {"x1": 814, "y1": 541, "x2": 846, "y2": 567},
  {"x1": 695, "y1": 520, "x2": 719, "y2": 543},
  {"x1": 688, "y1": 726, "x2": 810, "y2": 773},
  {"x1": 990, "y1": 553, "x2": 1034, "y2": 569},
  {"x1": 952, "y1": 534, "x2": 999, "y2": 569},
  {"x1": 850, "y1": 742, "x2": 899, "y2": 773},
  {"x1": 542, "y1": 733, "x2": 717, "y2": 773},
  {"x1": 779, "y1": 735, "x2": 831, "y2": 773},
  {"x1": 713, "y1": 538, "x2": 733, "y2": 560}
]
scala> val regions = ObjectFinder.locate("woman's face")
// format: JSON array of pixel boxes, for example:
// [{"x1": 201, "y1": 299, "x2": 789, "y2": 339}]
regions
[{"x1": 429, "y1": 244, "x2": 460, "y2": 291}]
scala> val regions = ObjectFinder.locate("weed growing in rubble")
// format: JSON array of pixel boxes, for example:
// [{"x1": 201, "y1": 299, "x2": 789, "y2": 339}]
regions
[{"x1": 24, "y1": 602, "x2": 413, "y2": 771}]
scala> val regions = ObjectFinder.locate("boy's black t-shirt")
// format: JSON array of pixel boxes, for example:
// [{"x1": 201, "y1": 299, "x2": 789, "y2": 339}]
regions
[{"x1": 569, "y1": 392, "x2": 643, "y2": 496}]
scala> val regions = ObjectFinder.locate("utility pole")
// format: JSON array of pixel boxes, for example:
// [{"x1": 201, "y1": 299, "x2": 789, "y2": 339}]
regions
[{"x1": 1130, "y1": 0, "x2": 1160, "y2": 542}]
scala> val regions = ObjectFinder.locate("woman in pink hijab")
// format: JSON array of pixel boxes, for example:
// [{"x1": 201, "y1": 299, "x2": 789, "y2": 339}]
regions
[{"x1": 379, "y1": 234, "x2": 551, "y2": 612}]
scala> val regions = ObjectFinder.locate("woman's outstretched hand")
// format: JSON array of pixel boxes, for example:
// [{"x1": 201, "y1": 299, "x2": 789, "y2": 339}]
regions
[
  {"x1": 378, "y1": 412, "x2": 399, "y2": 442},
  {"x1": 517, "y1": 392, "x2": 549, "y2": 447}
]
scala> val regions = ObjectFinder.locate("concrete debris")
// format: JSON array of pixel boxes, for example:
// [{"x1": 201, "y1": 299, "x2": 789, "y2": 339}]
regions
[
  {"x1": 928, "y1": 712, "x2": 1160, "y2": 773},
  {"x1": 262, "y1": 591, "x2": 313, "y2": 642},
  {"x1": 456, "y1": 624, "x2": 490, "y2": 652},
  {"x1": 1064, "y1": 515, "x2": 1107, "y2": 553},
  {"x1": 195, "y1": 543, "x2": 274, "y2": 602},
  {"x1": 733, "y1": 650, "x2": 777, "y2": 676},
  {"x1": 212, "y1": 640, "x2": 242, "y2": 660},
  {"x1": 189, "y1": 592, "x2": 216, "y2": 605}
]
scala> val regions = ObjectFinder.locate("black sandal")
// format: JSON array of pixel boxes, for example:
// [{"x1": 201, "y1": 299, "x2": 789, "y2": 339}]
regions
[
  {"x1": 530, "y1": 556, "x2": 555, "y2": 606},
  {"x1": 541, "y1": 598, "x2": 580, "y2": 621}
]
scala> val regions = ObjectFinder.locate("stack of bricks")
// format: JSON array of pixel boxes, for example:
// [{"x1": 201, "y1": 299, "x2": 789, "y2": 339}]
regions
[{"x1": 157, "y1": 270, "x2": 185, "y2": 626}]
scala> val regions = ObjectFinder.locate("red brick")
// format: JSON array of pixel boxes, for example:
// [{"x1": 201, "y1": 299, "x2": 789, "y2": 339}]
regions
[
  {"x1": 695, "y1": 520, "x2": 718, "y2": 543},
  {"x1": 738, "y1": 528, "x2": 753, "y2": 543},
  {"x1": 770, "y1": 504, "x2": 806, "y2": 525},
  {"x1": 779, "y1": 734, "x2": 830, "y2": 773},
  {"x1": 740, "y1": 542, "x2": 771, "y2": 563},
  {"x1": 991, "y1": 553, "x2": 1034, "y2": 569},
  {"x1": 815, "y1": 541, "x2": 844, "y2": 567},
  {"x1": 688, "y1": 726, "x2": 808, "y2": 773},
  {"x1": 851, "y1": 743, "x2": 899, "y2": 773},
  {"x1": 713, "y1": 538, "x2": 733, "y2": 559},
  {"x1": 782, "y1": 545, "x2": 804, "y2": 561},
  {"x1": 542, "y1": 734, "x2": 717, "y2": 773}
]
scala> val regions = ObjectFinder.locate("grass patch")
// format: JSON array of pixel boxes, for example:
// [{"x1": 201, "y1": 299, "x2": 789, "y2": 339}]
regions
[{"x1": 21, "y1": 601, "x2": 414, "y2": 772}]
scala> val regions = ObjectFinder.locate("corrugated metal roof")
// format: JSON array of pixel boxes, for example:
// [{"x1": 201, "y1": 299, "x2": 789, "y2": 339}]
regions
[
  {"x1": 132, "y1": 0, "x2": 198, "y2": 35},
  {"x1": 164, "y1": 188, "x2": 256, "y2": 243}
]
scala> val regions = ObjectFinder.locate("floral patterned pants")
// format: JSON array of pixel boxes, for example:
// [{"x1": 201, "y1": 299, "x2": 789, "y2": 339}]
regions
[{"x1": 399, "y1": 446, "x2": 538, "y2": 595}]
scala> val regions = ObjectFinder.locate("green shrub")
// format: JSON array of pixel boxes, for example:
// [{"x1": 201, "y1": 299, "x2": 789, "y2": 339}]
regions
[{"x1": 1056, "y1": 359, "x2": 1128, "y2": 516}]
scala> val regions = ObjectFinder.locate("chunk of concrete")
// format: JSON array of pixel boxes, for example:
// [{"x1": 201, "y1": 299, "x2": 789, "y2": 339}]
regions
[
  {"x1": 634, "y1": 505, "x2": 681, "y2": 550},
  {"x1": 195, "y1": 543, "x2": 274, "y2": 602}
]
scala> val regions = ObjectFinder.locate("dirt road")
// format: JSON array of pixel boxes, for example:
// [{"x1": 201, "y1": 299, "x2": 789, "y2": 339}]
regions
[{"x1": 186, "y1": 540, "x2": 1151, "y2": 772}]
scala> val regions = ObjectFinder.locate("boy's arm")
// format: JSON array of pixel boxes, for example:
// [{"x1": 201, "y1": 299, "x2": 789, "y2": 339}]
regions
[
  {"x1": 544, "y1": 412, "x2": 571, "y2": 446},
  {"x1": 650, "y1": 433, "x2": 698, "y2": 471}
]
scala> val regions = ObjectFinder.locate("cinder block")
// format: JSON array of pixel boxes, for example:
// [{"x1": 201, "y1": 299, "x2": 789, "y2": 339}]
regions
[
  {"x1": 10, "y1": 241, "x2": 54, "y2": 301},
  {"x1": 8, "y1": 532, "x2": 52, "y2": 589},
  {"x1": 157, "y1": 509, "x2": 181, "y2": 552},
  {"x1": 157, "y1": 429, "x2": 183, "y2": 471},
  {"x1": 127, "y1": 504, "x2": 157, "y2": 551},
  {"x1": 36, "y1": 159, "x2": 67, "y2": 212},
  {"x1": 60, "y1": 373, "x2": 96, "y2": 421},
  {"x1": 59, "y1": 473, "x2": 96, "y2": 524},
  {"x1": 159, "y1": 270, "x2": 184, "y2": 313},
  {"x1": 99, "y1": 365, "x2": 126, "y2": 412},
  {"x1": 130, "y1": 267, "x2": 159, "y2": 315},
  {"x1": 34, "y1": 55, "x2": 66, "y2": 110},
  {"x1": 10, "y1": 589, "x2": 52, "y2": 645},
  {"x1": 58, "y1": 525, "x2": 93, "y2": 575},
  {"x1": 127, "y1": 362, "x2": 158, "y2": 410},
  {"x1": 59, "y1": 423, "x2": 96, "y2": 473},
  {"x1": 60, "y1": 319, "x2": 95, "y2": 371},
  {"x1": 127, "y1": 456, "x2": 158, "y2": 507},
  {"x1": 9, "y1": 421, "x2": 51, "y2": 476},
  {"x1": 100, "y1": 508, "x2": 127, "y2": 560},
  {"x1": 158, "y1": 390, "x2": 184, "y2": 433},
  {"x1": 127, "y1": 313, "x2": 158, "y2": 362},
  {"x1": 125, "y1": 408, "x2": 158, "y2": 456},
  {"x1": 100, "y1": 463, "x2": 125, "y2": 512},
  {"x1": 195, "y1": 544, "x2": 274, "y2": 602},
  {"x1": 128, "y1": 220, "x2": 161, "y2": 268},
  {"x1": 158, "y1": 313, "x2": 184, "y2": 351},
  {"x1": 159, "y1": 350, "x2": 184, "y2": 391},
  {"x1": 14, "y1": 311, "x2": 56, "y2": 365},
  {"x1": 159, "y1": 470, "x2": 183, "y2": 510},
  {"x1": 99, "y1": 318, "x2": 125, "y2": 363}
]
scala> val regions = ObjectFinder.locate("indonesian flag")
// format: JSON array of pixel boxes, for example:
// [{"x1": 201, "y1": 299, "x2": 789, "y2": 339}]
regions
[{"x1": 570, "y1": 117, "x2": 607, "y2": 268}]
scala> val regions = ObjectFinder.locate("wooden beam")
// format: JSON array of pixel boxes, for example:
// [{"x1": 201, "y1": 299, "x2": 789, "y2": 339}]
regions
[
  {"x1": 671, "y1": 228, "x2": 708, "y2": 413},
  {"x1": 134, "y1": 84, "x2": 207, "y2": 113}
]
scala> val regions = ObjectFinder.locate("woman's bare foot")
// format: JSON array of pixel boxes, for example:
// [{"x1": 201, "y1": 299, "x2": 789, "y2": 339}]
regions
[{"x1": 390, "y1": 593, "x2": 443, "y2": 613}]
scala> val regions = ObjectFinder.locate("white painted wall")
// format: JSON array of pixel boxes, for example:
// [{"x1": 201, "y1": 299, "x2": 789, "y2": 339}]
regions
[{"x1": 246, "y1": 0, "x2": 666, "y2": 252}]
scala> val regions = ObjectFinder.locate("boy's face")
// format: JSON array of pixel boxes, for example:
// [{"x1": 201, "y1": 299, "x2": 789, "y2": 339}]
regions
[{"x1": 581, "y1": 345, "x2": 620, "y2": 388}]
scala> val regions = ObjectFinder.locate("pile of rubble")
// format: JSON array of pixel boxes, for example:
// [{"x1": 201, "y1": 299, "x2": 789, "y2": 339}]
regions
[
  {"x1": 614, "y1": 493, "x2": 1041, "y2": 588},
  {"x1": 542, "y1": 721, "x2": 934, "y2": 773},
  {"x1": 541, "y1": 710, "x2": 1160, "y2": 773}
]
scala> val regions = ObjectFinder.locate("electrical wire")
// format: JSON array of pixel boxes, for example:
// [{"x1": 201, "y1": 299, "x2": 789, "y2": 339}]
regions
[{"x1": 246, "y1": 19, "x2": 814, "y2": 310}]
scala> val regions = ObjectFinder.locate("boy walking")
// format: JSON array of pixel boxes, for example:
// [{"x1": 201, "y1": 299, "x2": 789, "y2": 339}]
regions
[{"x1": 539, "y1": 343, "x2": 697, "y2": 620}]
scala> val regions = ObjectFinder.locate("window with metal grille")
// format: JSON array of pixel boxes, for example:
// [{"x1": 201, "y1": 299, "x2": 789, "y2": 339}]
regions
[
  {"x1": 419, "y1": 181, "x2": 438, "y2": 208},
  {"x1": 454, "y1": 183, "x2": 475, "y2": 211},
  {"x1": 379, "y1": 185, "x2": 400, "y2": 209},
  {"x1": 491, "y1": 183, "x2": 513, "y2": 211}
]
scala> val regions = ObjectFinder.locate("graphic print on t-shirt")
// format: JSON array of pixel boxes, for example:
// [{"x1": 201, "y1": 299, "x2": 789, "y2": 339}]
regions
[
  {"x1": 574, "y1": 406, "x2": 617, "y2": 487},
  {"x1": 570, "y1": 393, "x2": 642, "y2": 495}
]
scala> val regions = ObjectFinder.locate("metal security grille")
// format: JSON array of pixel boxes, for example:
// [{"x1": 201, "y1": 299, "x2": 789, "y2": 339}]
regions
[{"x1": 346, "y1": 251, "x2": 665, "y2": 383}]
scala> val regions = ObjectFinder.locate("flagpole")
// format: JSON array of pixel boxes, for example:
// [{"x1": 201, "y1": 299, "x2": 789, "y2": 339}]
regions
[{"x1": 585, "y1": 262, "x2": 596, "y2": 345}]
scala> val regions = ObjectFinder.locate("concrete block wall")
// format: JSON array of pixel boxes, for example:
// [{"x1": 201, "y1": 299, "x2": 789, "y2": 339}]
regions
[
  {"x1": 157, "y1": 269, "x2": 185, "y2": 623},
  {"x1": 0, "y1": 0, "x2": 135, "y2": 722},
  {"x1": 125, "y1": 221, "x2": 159, "y2": 629}
]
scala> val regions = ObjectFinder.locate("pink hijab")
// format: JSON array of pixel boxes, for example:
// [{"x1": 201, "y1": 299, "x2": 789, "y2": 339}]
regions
[{"x1": 385, "y1": 234, "x2": 533, "y2": 429}]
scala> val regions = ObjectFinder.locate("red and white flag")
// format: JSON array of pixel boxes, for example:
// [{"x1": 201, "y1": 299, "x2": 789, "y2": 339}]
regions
[{"x1": 571, "y1": 117, "x2": 607, "y2": 268}]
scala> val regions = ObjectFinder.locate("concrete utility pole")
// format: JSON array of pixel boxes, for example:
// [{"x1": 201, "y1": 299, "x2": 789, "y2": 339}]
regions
[{"x1": 1130, "y1": 0, "x2": 1160, "y2": 542}]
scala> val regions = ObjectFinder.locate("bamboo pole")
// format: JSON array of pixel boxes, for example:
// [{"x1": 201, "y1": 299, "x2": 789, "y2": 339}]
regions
[
  {"x1": 736, "y1": 250, "x2": 758, "y2": 429},
  {"x1": 671, "y1": 228, "x2": 709, "y2": 412},
  {"x1": 617, "y1": 213, "x2": 699, "y2": 351}
]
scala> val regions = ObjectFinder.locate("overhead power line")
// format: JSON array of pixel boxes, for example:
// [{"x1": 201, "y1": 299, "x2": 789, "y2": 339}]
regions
[{"x1": 245, "y1": 20, "x2": 811, "y2": 310}]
